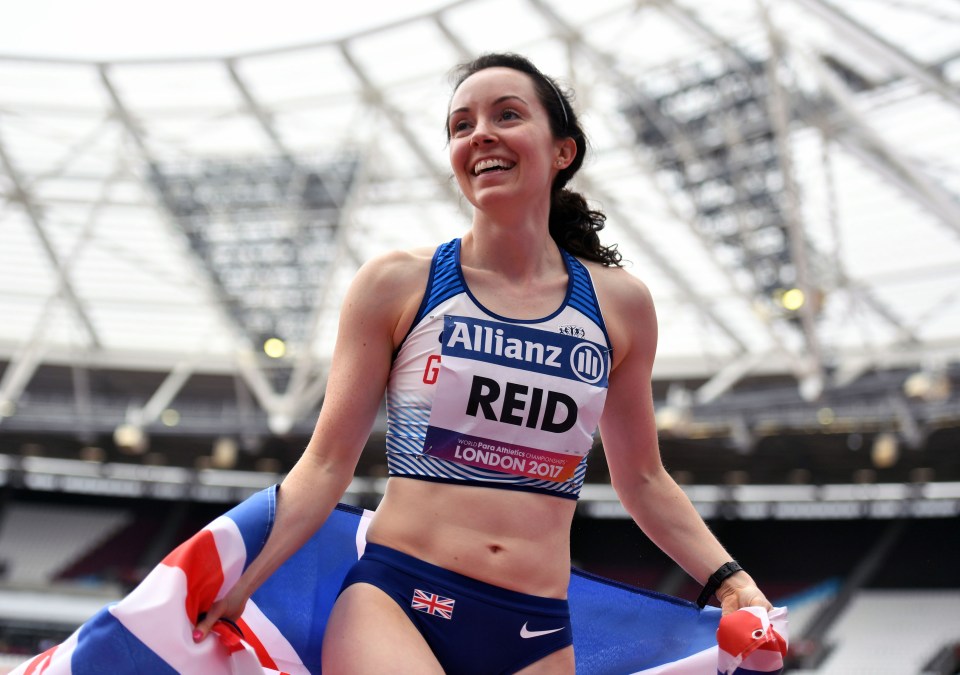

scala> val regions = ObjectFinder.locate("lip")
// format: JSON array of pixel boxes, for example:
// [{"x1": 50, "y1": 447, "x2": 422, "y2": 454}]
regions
[{"x1": 471, "y1": 156, "x2": 516, "y2": 176}]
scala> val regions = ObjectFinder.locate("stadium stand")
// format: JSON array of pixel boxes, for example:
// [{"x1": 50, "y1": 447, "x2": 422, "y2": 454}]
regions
[
  {"x1": 0, "y1": 503, "x2": 132, "y2": 586},
  {"x1": 790, "y1": 590, "x2": 960, "y2": 675}
]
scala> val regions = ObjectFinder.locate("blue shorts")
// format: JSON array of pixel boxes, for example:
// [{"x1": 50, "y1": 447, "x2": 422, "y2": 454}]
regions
[{"x1": 338, "y1": 543, "x2": 573, "y2": 674}]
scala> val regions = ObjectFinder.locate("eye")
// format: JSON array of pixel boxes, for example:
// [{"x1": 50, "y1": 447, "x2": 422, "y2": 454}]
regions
[
  {"x1": 450, "y1": 119, "x2": 472, "y2": 136},
  {"x1": 500, "y1": 109, "x2": 521, "y2": 121}
]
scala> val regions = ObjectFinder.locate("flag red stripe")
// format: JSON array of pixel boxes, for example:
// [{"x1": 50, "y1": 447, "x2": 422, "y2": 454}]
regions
[
  {"x1": 236, "y1": 616, "x2": 281, "y2": 671},
  {"x1": 161, "y1": 529, "x2": 225, "y2": 626},
  {"x1": 21, "y1": 645, "x2": 56, "y2": 675}
]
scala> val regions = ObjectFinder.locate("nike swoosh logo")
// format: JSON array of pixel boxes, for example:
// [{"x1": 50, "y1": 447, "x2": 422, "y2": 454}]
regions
[{"x1": 520, "y1": 622, "x2": 565, "y2": 639}]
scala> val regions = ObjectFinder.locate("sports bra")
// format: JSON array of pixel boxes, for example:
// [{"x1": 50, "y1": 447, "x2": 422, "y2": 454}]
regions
[{"x1": 384, "y1": 239, "x2": 611, "y2": 500}]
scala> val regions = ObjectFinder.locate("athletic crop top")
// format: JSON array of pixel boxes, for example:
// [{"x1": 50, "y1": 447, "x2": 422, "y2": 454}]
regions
[{"x1": 384, "y1": 239, "x2": 612, "y2": 500}]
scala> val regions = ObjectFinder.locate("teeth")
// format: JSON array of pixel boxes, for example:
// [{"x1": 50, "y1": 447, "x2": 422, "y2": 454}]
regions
[{"x1": 473, "y1": 158, "x2": 515, "y2": 175}]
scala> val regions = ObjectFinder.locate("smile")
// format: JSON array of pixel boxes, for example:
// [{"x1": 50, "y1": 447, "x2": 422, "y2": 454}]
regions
[{"x1": 473, "y1": 158, "x2": 516, "y2": 175}]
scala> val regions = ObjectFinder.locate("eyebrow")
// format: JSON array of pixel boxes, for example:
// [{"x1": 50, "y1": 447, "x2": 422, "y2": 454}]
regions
[{"x1": 448, "y1": 94, "x2": 529, "y2": 120}]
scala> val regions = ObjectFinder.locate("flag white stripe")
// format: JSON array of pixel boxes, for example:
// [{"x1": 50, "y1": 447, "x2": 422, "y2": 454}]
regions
[
  {"x1": 240, "y1": 600, "x2": 311, "y2": 675},
  {"x1": 110, "y1": 564, "x2": 232, "y2": 674},
  {"x1": 209, "y1": 515, "x2": 249, "y2": 602},
  {"x1": 630, "y1": 646, "x2": 717, "y2": 674}
]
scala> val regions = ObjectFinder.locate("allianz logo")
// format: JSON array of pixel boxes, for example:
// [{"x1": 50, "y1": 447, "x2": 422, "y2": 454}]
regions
[
  {"x1": 570, "y1": 342, "x2": 604, "y2": 384},
  {"x1": 445, "y1": 319, "x2": 605, "y2": 384}
]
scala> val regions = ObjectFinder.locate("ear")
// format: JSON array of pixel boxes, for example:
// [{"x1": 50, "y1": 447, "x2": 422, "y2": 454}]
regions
[{"x1": 554, "y1": 137, "x2": 577, "y2": 170}]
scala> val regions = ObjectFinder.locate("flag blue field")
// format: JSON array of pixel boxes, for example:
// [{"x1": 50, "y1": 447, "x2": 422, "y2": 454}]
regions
[{"x1": 12, "y1": 485, "x2": 786, "y2": 674}]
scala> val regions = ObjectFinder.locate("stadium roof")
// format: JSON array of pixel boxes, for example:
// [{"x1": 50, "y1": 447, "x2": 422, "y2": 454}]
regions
[{"x1": 1, "y1": 0, "x2": 959, "y2": 435}]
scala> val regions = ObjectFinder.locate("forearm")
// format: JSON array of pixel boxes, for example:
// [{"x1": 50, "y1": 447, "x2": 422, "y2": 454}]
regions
[
  {"x1": 616, "y1": 467, "x2": 737, "y2": 585},
  {"x1": 616, "y1": 468, "x2": 771, "y2": 611},
  {"x1": 231, "y1": 450, "x2": 354, "y2": 598}
]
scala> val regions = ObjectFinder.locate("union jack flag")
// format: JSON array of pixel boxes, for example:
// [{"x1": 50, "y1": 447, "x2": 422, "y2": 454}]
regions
[
  {"x1": 411, "y1": 589, "x2": 456, "y2": 620},
  {"x1": 9, "y1": 487, "x2": 787, "y2": 674}
]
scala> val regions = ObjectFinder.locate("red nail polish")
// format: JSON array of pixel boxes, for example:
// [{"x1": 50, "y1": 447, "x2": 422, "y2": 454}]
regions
[{"x1": 192, "y1": 630, "x2": 203, "y2": 642}]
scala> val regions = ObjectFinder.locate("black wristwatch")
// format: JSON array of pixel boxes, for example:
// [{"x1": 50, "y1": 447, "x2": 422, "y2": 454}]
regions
[{"x1": 696, "y1": 561, "x2": 743, "y2": 608}]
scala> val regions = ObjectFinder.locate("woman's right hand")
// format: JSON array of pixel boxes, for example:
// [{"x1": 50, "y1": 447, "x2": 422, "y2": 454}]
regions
[{"x1": 193, "y1": 588, "x2": 250, "y2": 642}]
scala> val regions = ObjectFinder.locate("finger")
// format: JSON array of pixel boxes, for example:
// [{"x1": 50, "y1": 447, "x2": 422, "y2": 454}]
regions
[
  {"x1": 747, "y1": 590, "x2": 774, "y2": 612},
  {"x1": 193, "y1": 609, "x2": 220, "y2": 642}
]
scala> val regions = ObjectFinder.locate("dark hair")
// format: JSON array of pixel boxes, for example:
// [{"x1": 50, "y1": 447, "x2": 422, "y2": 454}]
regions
[{"x1": 448, "y1": 53, "x2": 622, "y2": 267}]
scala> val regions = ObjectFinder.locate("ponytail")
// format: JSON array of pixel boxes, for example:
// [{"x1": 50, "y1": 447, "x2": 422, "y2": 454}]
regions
[{"x1": 550, "y1": 189, "x2": 621, "y2": 267}]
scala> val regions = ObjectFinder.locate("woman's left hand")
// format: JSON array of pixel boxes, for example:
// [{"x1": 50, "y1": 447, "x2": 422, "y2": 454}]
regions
[{"x1": 715, "y1": 572, "x2": 774, "y2": 616}]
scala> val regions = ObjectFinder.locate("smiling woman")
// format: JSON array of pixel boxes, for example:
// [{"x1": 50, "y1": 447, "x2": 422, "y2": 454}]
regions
[
  {"x1": 2, "y1": 3, "x2": 959, "y2": 671},
  {"x1": 180, "y1": 51, "x2": 773, "y2": 675}
]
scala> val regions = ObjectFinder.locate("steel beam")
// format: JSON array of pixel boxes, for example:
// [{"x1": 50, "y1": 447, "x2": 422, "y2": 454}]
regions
[
  {"x1": 695, "y1": 351, "x2": 770, "y2": 405},
  {"x1": 524, "y1": 0, "x2": 757, "y2": 354},
  {"x1": 337, "y1": 42, "x2": 463, "y2": 208},
  {"x1": 127, "y1": 359, "x2": 197, "y2": 427},
  {"x1": 225, "y1": 59, "x2": 294, "y2": 161},
  {"x1": 577, "y1": 173, "x2": 750, "y2": 353},
  {"x1": 0, "y1": 130, "x2": 101, "y2": 347},
  {"x1": 793, "y1": 0, "x2": 960, "y2": 109},
  {"x1": 799, "y1": 47, "x2": 960, "y2": 239},
  {"x1": 97, "y1": 64, "x2": 281, "y2": 419},
  {"x1": 0, "y1": 339, "x2": 47, "y2": 428},
  {"x1": 663, "y1": 0, "x2": 931, "y2": 366},
  {"x1": 759, "y1": 3, "x2": 826, "y2": 386}
]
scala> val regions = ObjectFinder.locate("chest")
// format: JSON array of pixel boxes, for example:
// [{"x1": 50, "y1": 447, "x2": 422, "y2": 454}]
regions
[{"x1": 461, "y1": 269, "x2": 569, "y2": 320}]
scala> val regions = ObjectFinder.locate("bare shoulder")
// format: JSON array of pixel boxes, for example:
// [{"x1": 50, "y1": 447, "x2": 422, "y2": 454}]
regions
[
  {"x1": 582, "y1": 261, "x2": 655, "y2": 320},
  {"x1": 352, "y1": 246, "x2": 434, "y2": 294},
  {"x1": 345, "y1": 246, "x2": 435, "y2": 344},
  {"x1": 580, "y1": 261, "x2": 658, "y2": 369}
]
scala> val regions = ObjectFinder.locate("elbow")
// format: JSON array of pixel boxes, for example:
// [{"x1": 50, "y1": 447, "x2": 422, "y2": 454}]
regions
[
  {"x1": 610, "y1": 461, "x2": 663, "y2": 491},
  {"x1": 287, "y1": 444, "x2": 361, "y2": 496},
  {"x1": 609, "y1": 464, "x2": 670, "y2": 512}
]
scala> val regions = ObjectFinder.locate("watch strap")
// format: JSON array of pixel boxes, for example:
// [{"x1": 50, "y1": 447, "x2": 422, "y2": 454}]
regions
[{"x1": 696, "y1": 560, "x2": 743, "y2": 608}]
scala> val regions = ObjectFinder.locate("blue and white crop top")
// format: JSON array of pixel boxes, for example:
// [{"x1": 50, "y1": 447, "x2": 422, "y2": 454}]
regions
[{"x1": 385, "y1": 239, "x2": 612, "y2": 500}]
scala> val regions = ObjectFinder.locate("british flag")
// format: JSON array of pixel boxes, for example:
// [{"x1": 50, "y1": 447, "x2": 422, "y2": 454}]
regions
[
  {"x1": 411, "y1": 589, "x2": 456, "y2": 620},
  {"x1": 9, "y1": 486, "x2": 787, "y2": 674}
]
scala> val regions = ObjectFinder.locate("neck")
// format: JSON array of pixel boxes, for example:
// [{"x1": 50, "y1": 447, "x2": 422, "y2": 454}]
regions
[{"x1": 460, "y1": 225, "x2": 563, "y2": 282}]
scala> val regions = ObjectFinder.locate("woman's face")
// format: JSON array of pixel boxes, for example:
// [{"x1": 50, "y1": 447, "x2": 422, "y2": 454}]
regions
[{"x1": 447, "y1": 67, "x2": 573, "y2": 215}]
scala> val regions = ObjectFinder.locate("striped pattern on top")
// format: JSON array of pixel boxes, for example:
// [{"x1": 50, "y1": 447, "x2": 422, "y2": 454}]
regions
[
  {"x1": 385, "y1": 392, "x2": 588, "y2": 498},
  {"x1": 412, "y1": 239, "x2": 463, "y2": 328},
  {"x1": 564, "y1": 249, "x2": 607, "y2": 335}
]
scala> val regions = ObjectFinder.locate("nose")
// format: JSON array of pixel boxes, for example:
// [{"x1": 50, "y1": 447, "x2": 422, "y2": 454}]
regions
[{"x1": 471, "y1": 120, "x2": 497, "y2": 146}]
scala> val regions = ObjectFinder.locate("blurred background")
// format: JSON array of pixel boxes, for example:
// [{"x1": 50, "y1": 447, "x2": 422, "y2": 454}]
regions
[{"x1": 0, "y1": 0, "x2": 958, "y2": 672}]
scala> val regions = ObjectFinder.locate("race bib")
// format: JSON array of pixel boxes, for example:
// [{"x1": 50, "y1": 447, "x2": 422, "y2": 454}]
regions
[{"x1": 423, "y1": 315, "x2": 609, "y2": 482}]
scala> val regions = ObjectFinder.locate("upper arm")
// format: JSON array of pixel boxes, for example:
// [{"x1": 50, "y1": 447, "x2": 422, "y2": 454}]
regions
[
  {"x1": 596, "y1": 269, "x2": 663, "y2": 493},
  {"x1": 306, "y1": 251, "x2": 429, "y2": 470}
]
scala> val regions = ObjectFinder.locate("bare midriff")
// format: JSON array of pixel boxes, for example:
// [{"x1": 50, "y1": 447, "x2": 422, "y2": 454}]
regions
[{"x1": 365, "y1": 477, "x2": 576, "y2": 599}]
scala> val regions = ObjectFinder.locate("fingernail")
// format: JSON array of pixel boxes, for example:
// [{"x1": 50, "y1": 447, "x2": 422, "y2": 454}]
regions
[{"x1": 192, "y1": 630, "x2": 203, "y2": 642}]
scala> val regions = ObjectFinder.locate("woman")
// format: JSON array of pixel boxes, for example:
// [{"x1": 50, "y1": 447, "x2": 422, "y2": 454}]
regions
[{"x1": 194, "y1": 52, "x2": 771, "y2": 674}]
